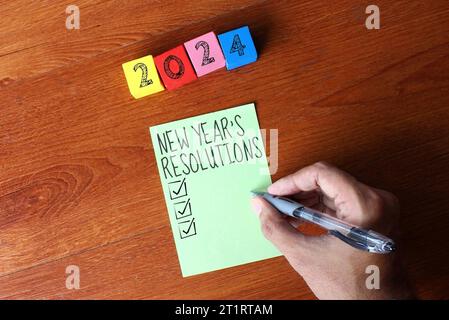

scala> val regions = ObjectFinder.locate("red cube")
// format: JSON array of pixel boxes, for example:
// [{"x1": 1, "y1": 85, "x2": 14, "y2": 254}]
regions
[{"x1": 154, "y1": 45, "x2": 198, "y2": 90}]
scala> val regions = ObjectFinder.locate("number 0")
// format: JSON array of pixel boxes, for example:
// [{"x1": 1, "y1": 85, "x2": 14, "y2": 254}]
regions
[{"x1": 164, "y1": 55, "x2": 185, "y2": 79}]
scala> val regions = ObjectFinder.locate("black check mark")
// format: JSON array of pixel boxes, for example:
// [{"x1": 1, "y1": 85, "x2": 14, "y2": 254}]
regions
[
  {"x1": 174, "y1": 199, "x2": 192, "y2": 220},
  {"x1": 182, "y1": 219, "x2": 194, "y2": 235},
  {"x1": 172, "y1": 178, "x2": 186, "y2": 196},
  {"x1": 168, "y1": 178, "x2": 187, "y2": 200},
  {"x1": 178, "y1": 199, "x2": 190, "y2": 214},
  {"x1": 178, "y1": 218, "x2": 196, "y2": 239}
]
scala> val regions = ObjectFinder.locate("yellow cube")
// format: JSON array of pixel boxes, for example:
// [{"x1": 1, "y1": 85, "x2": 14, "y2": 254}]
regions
[{"x1": 122, "y1": 55, "x2": 165, "y2": 99}]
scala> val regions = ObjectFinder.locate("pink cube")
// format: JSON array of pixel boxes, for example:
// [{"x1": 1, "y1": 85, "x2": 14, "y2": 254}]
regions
[{"x1": 184, "y1": 31, "x2": 226, "y2": 77}]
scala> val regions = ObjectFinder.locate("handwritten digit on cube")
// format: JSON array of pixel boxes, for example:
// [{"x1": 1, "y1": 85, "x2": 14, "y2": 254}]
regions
[
  {"x1": 154, "y1": 45, "x2": 198, "y2": 90},
  {"x1": 184, "y1": 31, "x2": 226, "y2": 77},
  {"x1": 122, "y1": 55, "x2": 165, "y2": 99},
  {"x1": 218, "y1": 26, "x2": 258, "y2": 70}
]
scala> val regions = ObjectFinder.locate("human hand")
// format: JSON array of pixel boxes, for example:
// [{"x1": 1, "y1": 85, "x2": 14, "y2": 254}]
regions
[{"x1": 251, "y1": 162, "x2": 413, "y2": 299}]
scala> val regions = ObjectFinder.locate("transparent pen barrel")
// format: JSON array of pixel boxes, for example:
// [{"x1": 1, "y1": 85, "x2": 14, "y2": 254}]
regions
[
  {"x1": 293, "y1": 207, "x2": 354, "y2": 235},
  {"x1": 292, "y1": 204, "x2": 395, "y2": 253}
]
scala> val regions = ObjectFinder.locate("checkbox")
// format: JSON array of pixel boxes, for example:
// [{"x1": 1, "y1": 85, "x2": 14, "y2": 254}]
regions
[
  {"x1": 178, "y1": 218, "x2": 197, "y2": 239},
  {"x1": 173, "y1": 198, "x2": 192, "y2": 220},
  {"x1": 168, "y1": 178, "x2": 187, "y2": 200}
]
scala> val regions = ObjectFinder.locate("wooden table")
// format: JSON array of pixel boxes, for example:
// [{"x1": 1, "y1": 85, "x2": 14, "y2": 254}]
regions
[{"x1": 0, "y1": 0, "x2": 448, "y2": 299}]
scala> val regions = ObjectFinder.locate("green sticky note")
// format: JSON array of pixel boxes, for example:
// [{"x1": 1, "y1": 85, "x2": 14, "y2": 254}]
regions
[{"x1": 149, "y1": 103, "x2": 280, "y2": 277}]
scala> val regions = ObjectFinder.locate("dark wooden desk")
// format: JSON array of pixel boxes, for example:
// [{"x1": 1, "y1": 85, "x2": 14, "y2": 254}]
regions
[{"x1": 0, "y1": 0, "x2": 448, "y2": 299}]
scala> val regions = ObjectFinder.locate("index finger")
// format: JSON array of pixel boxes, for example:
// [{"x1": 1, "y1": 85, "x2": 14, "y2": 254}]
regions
[{"x1": 268, "y1": 162, "x2": 358, "y2": 201}]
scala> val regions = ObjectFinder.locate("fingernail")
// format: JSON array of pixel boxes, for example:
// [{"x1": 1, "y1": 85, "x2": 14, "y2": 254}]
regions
[{"x1": 250, "y1": 198, "x2": 262, "y2": 217}]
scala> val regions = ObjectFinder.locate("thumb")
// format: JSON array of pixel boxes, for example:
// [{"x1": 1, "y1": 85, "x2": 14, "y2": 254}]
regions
[{"x1": 251, "y1": 196, "x2": 313, "y2": 257}]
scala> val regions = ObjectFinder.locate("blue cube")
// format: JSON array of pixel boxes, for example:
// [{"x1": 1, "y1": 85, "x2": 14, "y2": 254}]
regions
[{"x1": 218, "y1": 26, "x2": 258, "y2": 70}]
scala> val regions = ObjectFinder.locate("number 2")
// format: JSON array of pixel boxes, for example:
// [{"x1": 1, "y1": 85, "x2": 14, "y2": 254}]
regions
[
  {"x1": 195, "y1": 41, "x2": 215, "y2": 66},
  {"x1": 230, "y1": 34, "x2": 246, "y2": 56},
  {"x1": 133, "y1": 63, "x2": 153, "y2": 88}
]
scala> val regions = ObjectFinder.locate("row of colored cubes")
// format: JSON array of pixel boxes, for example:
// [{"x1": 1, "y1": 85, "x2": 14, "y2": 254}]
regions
[{"x1": 122, "y1": 26, "x2": 257, "y2": 99}]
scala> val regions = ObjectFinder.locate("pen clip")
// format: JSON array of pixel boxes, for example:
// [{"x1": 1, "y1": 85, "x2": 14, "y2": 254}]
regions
[{"x1": 328, "y1": 230, "x2": 369, "y2": 251}]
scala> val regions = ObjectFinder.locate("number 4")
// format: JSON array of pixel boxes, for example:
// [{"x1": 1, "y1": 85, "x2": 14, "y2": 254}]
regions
[{"x1": 230, "y1": 34, "x2": 246, "y2": 56}]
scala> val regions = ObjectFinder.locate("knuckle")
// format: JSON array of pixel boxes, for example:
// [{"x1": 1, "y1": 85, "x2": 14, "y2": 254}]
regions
[
  {"x1": 385, "y1": 191, "x2": 400, "y2": 208},
  {"x1": 312, "y1": 161, "x2": 340, "y2": 181},
  {"x1": 380, "y1": 190, "x2": 401, "y2": 221},
  {"x1": 259, "y1": 212, "x2": 278, "y2": 240},
  {"x1": 370, "y1": 188, "x2": 399, "y2": 209},
  {"x1": 367, "y1": 189, "x2": 385, "y2": 211},
  {"x1": 313, "y1": 161, "x2": 331, "y2": 170},
  {"x1": 369, "y1": 189, "x2": 383, "y2": 203},
  {"x1": 366, "y1": 189, "x2": 399, "y2": 215},
  {"x1": 364, "y1": 188, "x2": 400, "y2": 232}
]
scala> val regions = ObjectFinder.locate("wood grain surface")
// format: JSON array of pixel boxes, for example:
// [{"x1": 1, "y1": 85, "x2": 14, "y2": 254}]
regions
[{"x1": 0, "y1": 0, "x2": 448, "y2": 299}]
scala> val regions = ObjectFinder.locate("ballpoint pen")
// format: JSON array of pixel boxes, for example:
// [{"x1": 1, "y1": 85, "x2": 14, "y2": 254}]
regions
[{"x1": 252, "y1": 191, "x2": 396, "y2": 254}]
